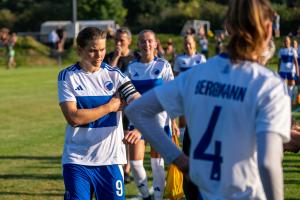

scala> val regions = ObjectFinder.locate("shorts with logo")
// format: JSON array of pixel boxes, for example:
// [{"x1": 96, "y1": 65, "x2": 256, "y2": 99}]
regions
[
  {"x1": 279, "y1": 72, "x2": 297, "y2": 81},
  {"x1": 63, "y1": 164, "x2": 124, "y2": 200}
]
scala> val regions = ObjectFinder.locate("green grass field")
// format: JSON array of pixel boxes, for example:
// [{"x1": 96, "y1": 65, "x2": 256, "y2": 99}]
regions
[{"x1": 0, "y1": 67, "x2": 299, "y2": 200}]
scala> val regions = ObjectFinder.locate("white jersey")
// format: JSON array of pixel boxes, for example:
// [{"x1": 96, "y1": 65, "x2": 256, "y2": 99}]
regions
[
  {"x1": 199, "y1": 37, "x2": 208, "y2": 51},
  {"x1": 127, "y1": 57, "x2": 174, "y2": 131},
  {"x1": 155, "y1": 54, "x2": 291, "y2": 199},
  {"x1": 278, "y1": 47, "x2": 298, "y2": 73},
  {"x1": 173, "y1": 53, "x2": 206, "y2": 73},
  {"x1": 58, "y1": 62, "x2": 130, "y2": 166}
]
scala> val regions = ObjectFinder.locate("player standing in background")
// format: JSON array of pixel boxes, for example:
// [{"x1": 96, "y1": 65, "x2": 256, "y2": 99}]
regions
[
  {"x1": 173, "y1": 34, "x2": 206, "y2": 141},
  {"x1": 104, "y1": 27, "x2": 137, "y2": 184},
  {"x1": 57, "y1": 27, "x2": 140, "y2": 200},
  {"x1": 173, "y1": 34, "x2": 206, "y2": 76},
  {"x1": 278, "y1": 36, "x2": 299, "y2": 101},
  {"x1": 126, "y1": 29, "x2": 179, "y2": 200},
  {"x1": 125, "y1": 0, "x2": 291, "y2": 199}
]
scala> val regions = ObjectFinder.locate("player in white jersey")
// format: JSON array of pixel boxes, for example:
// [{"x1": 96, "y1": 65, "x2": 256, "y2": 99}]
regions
[
  {"x1": 173, "y1": 34, "x2": 206, "y2": 76},
  {"x1": 173, "y1": 34, "x2": 206, "y2": 159},
  {"x1": 125, "y1": 1, "x2": 290, "y2": 199},
  {"x1": 278, "y1": 36, "x2": 299, "y2": 99},
  {"x1": 126, "y1": 30, "x2": 178, "y2": 200},
  {"x1": 57, "y1": 27, "x2": 140, "y2": 200}
]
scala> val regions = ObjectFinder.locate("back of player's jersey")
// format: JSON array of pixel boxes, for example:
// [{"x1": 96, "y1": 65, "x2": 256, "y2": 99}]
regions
[{"x1": 181, "y1": 54, "x2": 290, "y2": 199}]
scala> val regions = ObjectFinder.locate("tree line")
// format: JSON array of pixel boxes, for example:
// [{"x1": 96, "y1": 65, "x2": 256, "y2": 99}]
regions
[{"x1": 0, "y1": 0, "x2": 299, "y2": 34}]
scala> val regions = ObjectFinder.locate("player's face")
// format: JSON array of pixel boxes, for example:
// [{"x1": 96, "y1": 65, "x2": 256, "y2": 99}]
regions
[
  {"x1": 78, "y1": 38, "x2": 106, "y2": 67},
  {"x1": 115, "y1": 33, "x2": 131, "y2": 50},
  {"x1": 184, "y1": 37, "x2": 196, "y2": 55},
  {"x1": 284, "y1": 37, "x2": 291, "y2": 48},
  {"x1": 138, "y1": 32, "x2": 157, "y2": 57}
]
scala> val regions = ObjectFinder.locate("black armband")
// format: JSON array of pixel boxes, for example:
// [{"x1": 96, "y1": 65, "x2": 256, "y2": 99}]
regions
[{"x1": 118, "y1": 81, "x2": 138, "y2": 103}]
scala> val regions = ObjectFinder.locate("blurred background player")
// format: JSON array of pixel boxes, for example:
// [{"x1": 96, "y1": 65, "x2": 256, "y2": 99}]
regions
[
  {"x1": 126, "y1": 29, "x2": 178, "y2": 200},
  {"x1": 173, "y1": 34, "x2": 206, "y2": 140},
  {"x1": 198, "y1": 25, "x2": 209, "y2": 58},
  {"x1": 57, "y1": 27, "x2": 140, "y2": 200},
  {"x1": 104, "y1": 27, "x2": 136, "y2": 184},
  {"x1": 278, "y1": 36, "x2": 299, "y2": 102},
  {"x1": 125, "y1": 0, "x2": 291, "y2": 199}
]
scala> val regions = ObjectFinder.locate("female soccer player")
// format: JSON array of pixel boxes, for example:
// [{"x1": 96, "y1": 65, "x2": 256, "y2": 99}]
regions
[
  {"x1": 126, "y1": 29, "x2": 178, "y2": 200},
  {"x1": 57, "y1": 27, "x2": 140, "y2": 200},
  {"x1": 125, "y1": 0, "x2": 291, "y2": 199},
  {"x1": 278, "y1": 36, "x2": 299, "y2": 100}
]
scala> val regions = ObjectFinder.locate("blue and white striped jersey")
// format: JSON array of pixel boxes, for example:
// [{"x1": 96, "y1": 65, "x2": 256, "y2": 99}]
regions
[
  {"x1": 173, "y1": 53, "x2": 206, "y2": 73},
  {"x1": 278, "y1": 47, "x2": 298, "y2": 74},
  {"x1": 127, "y1": 57, "x2": 174, "y2": 134},
  {"x1": 58, "y1": 62, "x2": 132, "y2": 166}
]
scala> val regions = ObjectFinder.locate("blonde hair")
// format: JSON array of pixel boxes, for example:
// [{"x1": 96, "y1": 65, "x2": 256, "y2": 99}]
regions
[{"x1": 225, "y1": 0, "x2": 274, "y2": 62}]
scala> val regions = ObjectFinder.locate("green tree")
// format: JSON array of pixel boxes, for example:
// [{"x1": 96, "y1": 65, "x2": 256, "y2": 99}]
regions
[
  {"x1": 77, "y1": 0, "x2": 127, "y2": 25},
  {"x1": 0, "y1": 9, "x2": 16, "y2": 29}
]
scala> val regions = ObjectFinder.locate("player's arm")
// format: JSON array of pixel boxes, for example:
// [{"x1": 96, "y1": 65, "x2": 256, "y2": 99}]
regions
[
  {"x1": 171, "y1": 119, "x2": 180, "y2": 137},
  {"x1": 60, "y1": 96, "x2": 122, "y2": 127},
  {"x1": 294, "y1": 53, "x2": 299, "y2": 77},
  {"x1": 257, "y1": 132, "x2": 284, "y2": 200},
  {"x1": 109, "y1": 46, "x2": 122, "y2": 67},
  {"x1": 117, "y1": 80, "x2": 141, "y2": 144},
  {"x1": 125, "y1": 89, "x2": 188, "y2": 173}
]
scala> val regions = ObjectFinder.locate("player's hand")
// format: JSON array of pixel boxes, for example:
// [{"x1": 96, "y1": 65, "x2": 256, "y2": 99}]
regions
[
  {"x1": 107, "y1": 95, "x2": 122, "y2": 112},
  {"x1": 284, "y1": 129, "x2": 300, "y2": 153},
  {"x1": 173, "y1": 153, "x2": 189, "y2": 175},
  {"x1": 114, "y1": 45, "x2": 122, "y2": 58},
  {"x1": 171, "y1": 120, "x2": 180, "y2": 137},
  {"x1": 123, "y1": 129, "x2": 141, "y2": 144}
]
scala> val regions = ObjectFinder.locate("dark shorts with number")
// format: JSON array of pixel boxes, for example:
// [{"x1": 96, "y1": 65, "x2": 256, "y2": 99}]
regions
[{"x1": 63, "y1": 164, "x2": 124, "y2": 200}]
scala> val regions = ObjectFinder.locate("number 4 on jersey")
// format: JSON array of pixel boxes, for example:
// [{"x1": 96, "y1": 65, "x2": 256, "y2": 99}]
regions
[{"x1": 193, "y1": 106, "x2": 223, "y2": 181}]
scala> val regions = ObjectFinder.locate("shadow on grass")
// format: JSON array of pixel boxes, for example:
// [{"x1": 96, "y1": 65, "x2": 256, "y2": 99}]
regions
[
  {"x1": 284, "y1": 179, "x2": 300, "y2": 185},
  {"x1": 0, "y1": 155, "x2": 61, "y2": 166},
  {"x1": 0, "y1": 174, "x2": 62, "y2": 180},
  {"x1": 0, "y1": 191, "x2": 63, "y2": 196}
]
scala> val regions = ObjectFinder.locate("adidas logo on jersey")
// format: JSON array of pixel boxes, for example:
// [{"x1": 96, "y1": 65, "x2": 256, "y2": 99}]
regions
[{"x1": 75, "y1": 85, "x2": 84, "y2": 91}]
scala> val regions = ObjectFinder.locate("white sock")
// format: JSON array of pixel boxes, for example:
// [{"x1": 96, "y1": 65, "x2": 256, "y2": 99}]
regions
[
  {"x1": 288, "y1": 86, "x2": 294, "y2": 99},
  {"x1": 151, "y1": 158, "x2": 165, "y2": 200},
  {"x1": 130, "y1": 160, "x2": 150, "y2": 198}
]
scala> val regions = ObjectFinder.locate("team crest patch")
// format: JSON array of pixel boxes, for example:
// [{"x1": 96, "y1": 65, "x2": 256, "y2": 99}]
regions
[
  {"x1": 153, "y1": 69, "x2": 160, "y2": 75},
  {"x1": 104, "y1": 81, "x2": 114, "y2": 91}
]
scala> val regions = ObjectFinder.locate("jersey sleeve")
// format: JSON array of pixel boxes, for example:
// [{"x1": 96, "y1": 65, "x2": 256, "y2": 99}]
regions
[
  {"x1": 112, "y1": 69, "x2": 138, "y2": 103},
  {"x1": 293, "y1": 49, "x2": 298, "y2": 59},
  {"x1": 154, "y1": 73, "x2": 185, "y2": 119},
  {"x1": 256, "y1": 78, "x2": 291, "y2": 143},
  {"x1": 162, "y1": 61, "x2": 174, "y2": 82},
  {"x1": 57, "y1": 71, "x2": 76, "y2": 103}
]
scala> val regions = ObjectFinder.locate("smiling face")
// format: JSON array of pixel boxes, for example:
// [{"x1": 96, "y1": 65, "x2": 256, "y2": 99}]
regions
[
  {"x1": 78, "y1": 38, "x2": 106, "y2": 68},
  {"x1": 184, "y1": 35, "x2": 196, "y2": 55},
  {"x1": 138, "y1": 31, "x2": 157, "y2": 60}
]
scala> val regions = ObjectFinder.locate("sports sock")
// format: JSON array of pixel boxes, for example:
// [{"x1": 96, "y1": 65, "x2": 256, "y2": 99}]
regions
[
  {"x1": 130, "y1": 160, "x2": 150, "y2": 198},
  {"x1": 288, "y1": 86, "x2": 294, "y2": 101},
  {"x1": 151, "y1": 158, "x2": 165, "y2": 200}
]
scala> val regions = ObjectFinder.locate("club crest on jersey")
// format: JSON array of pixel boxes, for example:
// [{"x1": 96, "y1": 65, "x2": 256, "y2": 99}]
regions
[
  {"x1": 104, "y1": 81, "x2": 114, "y2": 91},
  {"x1": 133, "y1": 72, "x2": 139, "y2": 77},
  {"x1": 152, "y1": 69, "x2": 161, "y2": 75}
]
